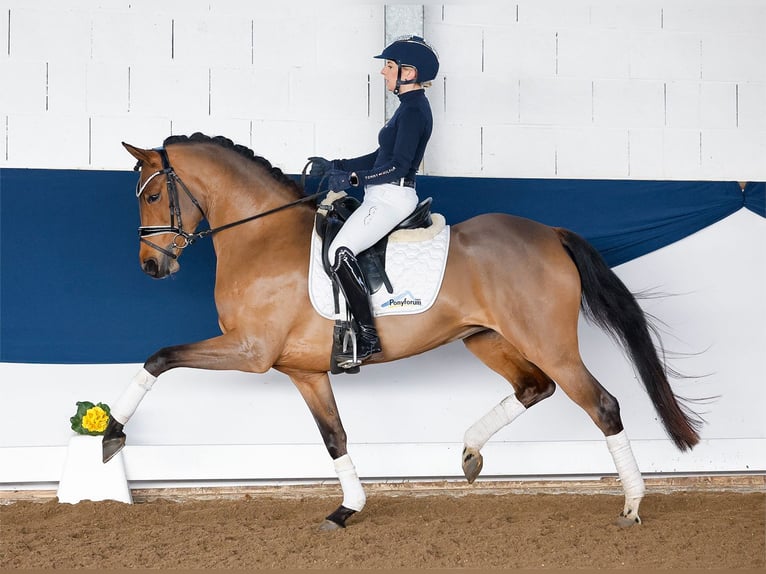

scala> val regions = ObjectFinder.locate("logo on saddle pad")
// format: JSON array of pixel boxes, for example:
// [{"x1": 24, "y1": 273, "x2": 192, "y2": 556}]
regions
[
  {"x1": 382, "y1": 291, "x2": 422, "y2": 309},
  {"x1": 308, "y1": 215, "x2": 450, "y2": 319}
]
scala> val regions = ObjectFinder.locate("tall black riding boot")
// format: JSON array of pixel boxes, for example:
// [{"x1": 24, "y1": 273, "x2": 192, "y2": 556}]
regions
[{"x1": 332, "y1": 247, "x2": 382, "y2": 368}]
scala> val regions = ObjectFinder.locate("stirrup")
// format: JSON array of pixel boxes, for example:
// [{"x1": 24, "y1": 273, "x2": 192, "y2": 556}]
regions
[
  {"x1": 340, "y1": 328, "x2": 359, "y2": 368},
  {"x1": 336, "y1": 326, "x2": 381, "y2": 369},
  {"x1": 331, "y1": 320, "x2": 360, "y2": 374}
]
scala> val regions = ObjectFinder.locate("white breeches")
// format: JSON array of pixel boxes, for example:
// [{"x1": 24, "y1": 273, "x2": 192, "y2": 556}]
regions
[{"x1": 328, "y1": 183, "x2": 418, "y2": 263}]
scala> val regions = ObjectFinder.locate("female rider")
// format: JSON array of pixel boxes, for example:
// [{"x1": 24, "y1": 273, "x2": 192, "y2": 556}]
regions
[{"x1": 309, "y1": 35, "x2": 439, "y2": 369}]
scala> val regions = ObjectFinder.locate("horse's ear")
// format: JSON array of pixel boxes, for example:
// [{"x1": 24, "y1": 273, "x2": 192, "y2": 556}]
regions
[{"x1": 122, "y1": 142, "x2": 159, "y2": 165}]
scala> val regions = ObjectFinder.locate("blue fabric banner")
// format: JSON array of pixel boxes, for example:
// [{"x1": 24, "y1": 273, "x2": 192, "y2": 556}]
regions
[
  {"x1": 743, "y1": 182, "x2": 766, "y2": 217},
  {"x1": 1, "y1": 168, "x2": 763, "y2": 363},
  {"x1": 415, "y1": 177, "x2": 760, "y2": 267}
]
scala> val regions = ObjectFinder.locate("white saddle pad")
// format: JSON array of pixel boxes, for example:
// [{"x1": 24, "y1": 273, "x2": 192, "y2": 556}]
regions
[{"x1": 309, "y1": 214, "x2": 450, "y2": 319}]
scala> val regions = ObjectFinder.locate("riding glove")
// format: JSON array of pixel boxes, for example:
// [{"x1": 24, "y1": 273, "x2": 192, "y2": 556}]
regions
[
  {"x1": 308, "y1": 156, "x2": 333, "y2": 177},
  {"x1": 327, "y1": 169, "x2": 358, "y2": 191}
]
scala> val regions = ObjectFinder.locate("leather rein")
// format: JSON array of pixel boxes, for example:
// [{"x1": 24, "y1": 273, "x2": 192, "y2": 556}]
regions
[{"x1": 135, "y1": 148, "x2": 325, "y2": 260}]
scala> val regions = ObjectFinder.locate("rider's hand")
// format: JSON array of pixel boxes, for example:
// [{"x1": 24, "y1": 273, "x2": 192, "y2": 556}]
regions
[
  {"x1": 308, "y1": 156, "x2": 333, "y2": 177},
  {"x1": 326, "y1": 170, "x2": 355, "y2": 191}
]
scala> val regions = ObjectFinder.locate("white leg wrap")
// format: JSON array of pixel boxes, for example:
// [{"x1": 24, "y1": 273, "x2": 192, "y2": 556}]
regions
[
  {"x1": 464, "y1": 394, "x2": 527, "y2": 450},
  {"x1": 333, "y1": 454, "x2": 366, "y2": 512},
  {"x1": 110, "y1": 368, "x2": 157, "y2": 424},
  {"x1": 606, "y1": 430, "x2": 646, "y2": 502}
]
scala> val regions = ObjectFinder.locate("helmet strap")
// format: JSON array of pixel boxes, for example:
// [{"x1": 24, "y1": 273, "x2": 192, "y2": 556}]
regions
[{"x1": 394, "y1": 62, "x2": 416, "y2": 95}]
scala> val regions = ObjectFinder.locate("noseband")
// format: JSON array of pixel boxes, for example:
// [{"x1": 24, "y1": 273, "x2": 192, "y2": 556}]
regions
[
  {"x1": 135, "y1": 149, "x2": 325, "y2": 260},
  {"x1": 135, "y1": 148, "x2": 206, "y2": 260}
]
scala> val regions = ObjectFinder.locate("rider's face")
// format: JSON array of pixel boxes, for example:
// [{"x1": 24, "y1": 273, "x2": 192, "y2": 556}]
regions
[
  {"x1": 380, "y1": 60, "x2": 416, "y2": 92},
  {"x1": 381, "y1": 60, "x2": 399, "y2": 92}
]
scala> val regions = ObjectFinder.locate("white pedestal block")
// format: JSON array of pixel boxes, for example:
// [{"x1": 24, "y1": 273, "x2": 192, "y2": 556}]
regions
[{"x1": 57, "y1": 435, "x2": 132, "y2": 504}]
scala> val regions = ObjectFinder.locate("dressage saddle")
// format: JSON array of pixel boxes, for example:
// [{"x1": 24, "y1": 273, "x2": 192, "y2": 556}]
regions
[
  {"x1": 314, "y1": 194, "x2": 434, "y2": 374},
  {"x1": 315, "y1": 194, "x2": 434, "y2": 296}
]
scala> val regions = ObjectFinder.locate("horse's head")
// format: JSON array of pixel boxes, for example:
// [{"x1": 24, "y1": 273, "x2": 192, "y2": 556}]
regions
[{"x1": 123, "y1": 142, "x2": 207, "y2": 279}]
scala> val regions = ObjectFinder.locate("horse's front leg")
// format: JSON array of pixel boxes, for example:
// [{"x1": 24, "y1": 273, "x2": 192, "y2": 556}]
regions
[
  {"x1": 102, "y1": 332, "x2": 274, "y2": 463},
  {"x1": 286, "y1": 369, "x2": 365, "y2": 530}
]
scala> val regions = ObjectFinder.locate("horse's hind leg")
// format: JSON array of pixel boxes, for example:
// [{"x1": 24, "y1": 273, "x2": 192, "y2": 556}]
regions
[
  {"x1": 461, "y1": 330, "x2": 556, "y2": 483},
  {"x1": 545, "y1": 359, "x2": 645, "y2": 526},
  {"x1": 466, "y1": 329, "x2": 645, "y2": 525}
]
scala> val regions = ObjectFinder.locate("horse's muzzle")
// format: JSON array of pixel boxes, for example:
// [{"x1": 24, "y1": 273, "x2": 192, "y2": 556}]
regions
[{"x1": 141, "y1": 256, "x2": 178, "y2": 278}]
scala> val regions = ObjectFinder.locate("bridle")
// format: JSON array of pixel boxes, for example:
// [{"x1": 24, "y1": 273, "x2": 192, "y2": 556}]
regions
[{"x1": 135, "y1": 148, "x2": 326, "y2": 260}]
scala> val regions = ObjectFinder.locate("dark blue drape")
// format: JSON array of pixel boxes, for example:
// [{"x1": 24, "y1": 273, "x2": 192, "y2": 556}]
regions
[
  {"x1": 743, "y1": 181, "x2": 766, "y2": 218},
  {"x1": 1, "y1": 168, "x2": 763, "y2": 363},
  {"x1": 1, "y1": 169, "x2": 219, "y2": 363},
  {"x1": 415, "y1": 177, "x2": 762, "y2": 267}
]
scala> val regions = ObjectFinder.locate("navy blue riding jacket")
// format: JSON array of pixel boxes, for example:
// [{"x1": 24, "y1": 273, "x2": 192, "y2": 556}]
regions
[{"x1": 335, "y1": 89, "x2": 433, "y2": 186}]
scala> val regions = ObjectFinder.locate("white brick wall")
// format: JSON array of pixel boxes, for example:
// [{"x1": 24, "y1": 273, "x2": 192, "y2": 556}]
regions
[
  {"x1": 739, "y1": 83, "x2": 766, "y2": 130},
  {"x1": 0, "y1": 1, "x2": 764, "y2": 179},
  {"x1": 0, "y1": 2, "x2": 383, "y2": 172},
  {"x1": 629, "y1": 31, "x2": 702, "y2": 80},
  {"x1": 425, "y1": 0, "x2": 765, "y2": 180},
  {"x1": 593, "y1": 80, "x2": 665, "y2": 128},
  {"x1": 483, "y1": 125, "x2": 556, "y2": 178},
  {"x1": 557, "y1": 29, "x2": 631, "y2": 79}
]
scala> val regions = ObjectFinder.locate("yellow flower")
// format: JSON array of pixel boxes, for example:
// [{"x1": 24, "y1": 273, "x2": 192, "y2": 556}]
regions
[{"x1": 81, "y1": 406, "x2": 109, "y2": 433}]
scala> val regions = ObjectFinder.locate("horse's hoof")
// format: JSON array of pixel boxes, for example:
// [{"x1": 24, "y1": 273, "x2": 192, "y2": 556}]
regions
[
  {"x1": 462, "y1": 447, "x2": 483, "y2": 484},
  {"x1": 102, "y1": 417, "x2": 126, "y2": 463},
  {"x1": 323, "y1": 505, "x2": 356, "y2": 529},
  {"x1": 614, "y1": 514, "x2": 641, "y2": 528},
  {"x1": 319, "y1": 519, "x2": 343, "y2": 532},
  {"x1": 102, "y1": 436, "x2": 126, "y2": 463}
]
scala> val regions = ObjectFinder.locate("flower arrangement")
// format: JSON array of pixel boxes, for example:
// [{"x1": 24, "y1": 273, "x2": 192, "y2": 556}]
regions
[{"x1": 70, "y1": 401, "x2": 111, "y2": 435}]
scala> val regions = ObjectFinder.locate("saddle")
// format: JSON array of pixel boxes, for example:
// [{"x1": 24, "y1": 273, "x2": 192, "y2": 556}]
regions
[
  {"x1": 314, "y1": 192, "x2": 434, "y2": 374},
  {"x1": 314, "y1": 192, "x2": 434, "y2": 296}
]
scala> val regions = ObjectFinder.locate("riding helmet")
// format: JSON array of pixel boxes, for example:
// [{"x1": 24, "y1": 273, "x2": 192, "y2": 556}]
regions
[{"x1": 374, "y1": 35, "x2": 439, "y2": 83}]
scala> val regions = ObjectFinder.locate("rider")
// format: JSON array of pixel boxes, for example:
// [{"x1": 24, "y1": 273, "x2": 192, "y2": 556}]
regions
[{"x1": 309, "y1": 35, "x2": 439, "y2": 369}]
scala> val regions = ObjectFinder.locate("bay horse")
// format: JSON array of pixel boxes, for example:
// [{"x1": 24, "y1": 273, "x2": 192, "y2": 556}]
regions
[{"x1": 103, "y1": 132, "x2": 702, "y2": 529}]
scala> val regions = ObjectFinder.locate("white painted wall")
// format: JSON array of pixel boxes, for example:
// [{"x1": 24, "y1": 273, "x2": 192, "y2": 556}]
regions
[
  {"x1": 424, "y1": 1, "x2": 766, "y2": 179},
  {"x1": 0, "y1": 1, "x2": 386, "y2": 171},
  {"x1": 0, "y1": 1, "x2": 764, "y2": 179},
  {"x1": 1, "y1": 1, "x2": 764, "y2": 489}
]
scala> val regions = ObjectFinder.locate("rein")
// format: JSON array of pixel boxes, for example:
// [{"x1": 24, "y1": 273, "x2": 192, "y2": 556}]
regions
[{"x1": 136, "y1": 149, "x2": 326, "y2": 259}]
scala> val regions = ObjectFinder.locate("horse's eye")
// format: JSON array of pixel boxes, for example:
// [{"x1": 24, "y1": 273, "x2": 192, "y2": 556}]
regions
[{"x1": 147, "y1": 193, "x2": 161, "y2": 204}]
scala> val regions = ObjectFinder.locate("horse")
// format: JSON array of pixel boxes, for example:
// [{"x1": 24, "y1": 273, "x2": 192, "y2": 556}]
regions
[{"x1": 103, "y1": 132, "x2": 702, "y2": 529}]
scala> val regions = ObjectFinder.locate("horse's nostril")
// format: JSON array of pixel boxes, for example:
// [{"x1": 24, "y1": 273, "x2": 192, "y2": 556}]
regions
[{"x1": 142, "y1": 258, "x2": 159, "y2": 277}]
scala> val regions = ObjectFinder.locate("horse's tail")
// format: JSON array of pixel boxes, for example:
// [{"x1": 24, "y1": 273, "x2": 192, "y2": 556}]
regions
[{"x1": 555, "y1": 227, "x2": 702, "y2": 451}]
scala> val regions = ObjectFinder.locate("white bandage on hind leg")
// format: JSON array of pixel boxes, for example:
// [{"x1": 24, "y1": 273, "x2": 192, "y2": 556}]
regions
[
  {"x1": 606, "y1": 430, "x2": 646, "y2": 501},
  {"x1": 110, "y1": 368, "x2": 157, "y2": 424},
  {"x1": 333, "y1": 454, "x2": 366, "y2": 512},
  {"x1": 464, "y1": 394, "x2": 527, "y2": 450}
]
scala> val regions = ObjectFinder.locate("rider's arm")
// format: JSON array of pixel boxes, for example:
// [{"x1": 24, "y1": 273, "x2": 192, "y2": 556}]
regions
[
  {"x1": 348, "y1": 106, "x2": 427, "y2": 187},
  {"x1": 334, "y1": 151, "x2": 379, "y2": 173}
]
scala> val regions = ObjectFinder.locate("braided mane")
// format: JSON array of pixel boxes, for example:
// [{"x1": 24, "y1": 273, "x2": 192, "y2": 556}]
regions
[{"x1": 164, "y1": 132, "x2": 304, "y2": 198}]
